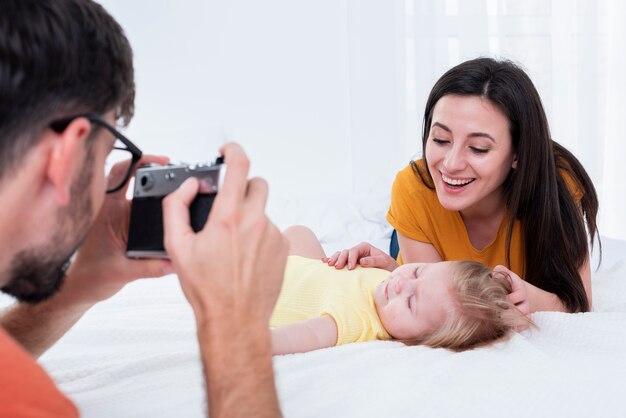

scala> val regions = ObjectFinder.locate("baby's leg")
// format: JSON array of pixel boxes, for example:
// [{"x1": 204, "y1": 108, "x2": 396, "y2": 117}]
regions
[{"x1": 283, "y1": 225, "x2": 326, "y2": 259}]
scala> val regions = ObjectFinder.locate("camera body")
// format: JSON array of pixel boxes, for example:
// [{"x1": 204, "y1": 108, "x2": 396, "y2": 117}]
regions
[{"x1": 126, "y1": 158, "x2": 224, "y2": 259}]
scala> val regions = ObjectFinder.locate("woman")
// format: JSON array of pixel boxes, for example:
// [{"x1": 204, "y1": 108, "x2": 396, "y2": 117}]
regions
[{"x1": 326, "y1": 58, "x2": 599, "y2": 314}]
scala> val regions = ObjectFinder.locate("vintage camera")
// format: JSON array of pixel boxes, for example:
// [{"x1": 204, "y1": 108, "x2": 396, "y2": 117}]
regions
[{"x1": 126, "y1": 157, "x2": 225, "y2": 258}]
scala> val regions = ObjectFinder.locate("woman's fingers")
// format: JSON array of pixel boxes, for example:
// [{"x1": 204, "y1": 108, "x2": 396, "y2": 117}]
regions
[{"x1": 333, "y1": 249, "x2": 350, "y2": 269}]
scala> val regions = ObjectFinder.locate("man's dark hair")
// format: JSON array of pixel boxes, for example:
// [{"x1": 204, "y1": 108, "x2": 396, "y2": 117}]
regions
[{"x1": 0, "y1": 0, "x2": 135, "y2": 179}]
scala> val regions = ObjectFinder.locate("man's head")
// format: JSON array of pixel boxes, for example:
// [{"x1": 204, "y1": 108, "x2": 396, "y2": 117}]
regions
[
  {"x1": 0, "y1": 0, "x2": 134, "y2": 180},
  {"x1": 0, "y1": 0, "x2": 135, "y2": 302}
]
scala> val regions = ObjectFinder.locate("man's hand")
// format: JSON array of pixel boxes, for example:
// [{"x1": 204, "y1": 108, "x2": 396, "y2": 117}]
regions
[
  {"x1": 162, "y1": 142, "x2": 287, "y2": 418},
  {"x1": 66, "y1": 155, "x2": 174, "y2": 305},
  {"x1": 163, "y1": 143, "x2": 288, "y2": 325}
]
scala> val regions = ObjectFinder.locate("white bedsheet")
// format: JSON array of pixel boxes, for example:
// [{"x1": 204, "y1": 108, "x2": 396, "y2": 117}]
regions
[{"x1": 2, "y1": 193, "x2": 625, "y2": 417}]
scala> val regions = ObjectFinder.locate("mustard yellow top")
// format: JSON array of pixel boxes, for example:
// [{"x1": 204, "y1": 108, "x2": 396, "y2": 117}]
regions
[
  {"x1": 386, "y1": 160, "x2": 583, "y2": 278},
  {"x1": 270, "y1": 256, "x2": 391, "y2": 345}
]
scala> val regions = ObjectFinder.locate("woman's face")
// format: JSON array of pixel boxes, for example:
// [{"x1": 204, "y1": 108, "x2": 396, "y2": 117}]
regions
[
  {"x1": 373, "y1": 262, "x2": 458, "y2": 340},
  {"x1": 425, "y1": 94, "x2": 516, "y2": 216}
]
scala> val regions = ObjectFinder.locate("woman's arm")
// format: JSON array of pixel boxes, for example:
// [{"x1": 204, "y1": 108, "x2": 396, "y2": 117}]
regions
[
  {"x1": 325, "y1": 232, "x2": 442, "y2": 272},
  {"x1": 498, "y1": 257, "x2": 592, "y2": 313},
  {"x1": 271, "y1": 316, "x2": 338, "y2": 355},
  {"x1": 397, "y1": 233, "x2": 443, "y2": 263},
  {"x1": 527, "y1": 257, "x2": 592, "y2": 312}
]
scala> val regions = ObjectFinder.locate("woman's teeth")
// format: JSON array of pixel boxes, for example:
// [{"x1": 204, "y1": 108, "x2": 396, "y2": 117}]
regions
[{"x1": 441, "y1": 174, "x2": 475, "y2": 187}]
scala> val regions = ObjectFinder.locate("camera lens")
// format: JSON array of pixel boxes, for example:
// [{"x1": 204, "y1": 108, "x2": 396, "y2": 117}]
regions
[{"x1": 140, "y1": 173, "x2": 154, "y2": 190}]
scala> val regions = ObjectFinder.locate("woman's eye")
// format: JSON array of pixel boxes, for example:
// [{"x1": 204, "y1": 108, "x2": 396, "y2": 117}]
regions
[
  {"x1": 432, "y1": 138, "x2": 449, "y2": 145},
  {"x1": 470, "y1": 146, "x2": 489, "y2": 154}
]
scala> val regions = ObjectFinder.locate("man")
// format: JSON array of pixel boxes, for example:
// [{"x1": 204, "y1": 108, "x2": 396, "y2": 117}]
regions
[{"x1": 0, "y1": 0, "x2": 287, "y2": 417}]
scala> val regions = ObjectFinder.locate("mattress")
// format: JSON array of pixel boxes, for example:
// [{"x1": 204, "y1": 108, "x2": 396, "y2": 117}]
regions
[{"x1": 2, "y1": 192, "x2": 625, "y2": 417}]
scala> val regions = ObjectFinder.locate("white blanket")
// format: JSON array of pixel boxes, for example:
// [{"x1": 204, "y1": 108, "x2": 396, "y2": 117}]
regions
[{"x1": 3, "y1": 193, "x2": 626, "y2": 417}]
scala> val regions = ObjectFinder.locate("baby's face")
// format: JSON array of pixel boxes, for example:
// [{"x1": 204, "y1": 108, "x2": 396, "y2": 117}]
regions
[{"x1": 373, "y1": 262, "x2": 457, "y2": 340}]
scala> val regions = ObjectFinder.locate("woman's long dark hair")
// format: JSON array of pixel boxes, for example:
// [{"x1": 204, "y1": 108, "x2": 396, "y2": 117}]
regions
[{"x1": 413, "y1": 58, "x2": 599, "y2": 312}]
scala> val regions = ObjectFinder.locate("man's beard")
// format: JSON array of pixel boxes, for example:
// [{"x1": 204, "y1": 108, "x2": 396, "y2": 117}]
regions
[{"x1": 1, "y1": 151, "x2": 95, "y2": 304}]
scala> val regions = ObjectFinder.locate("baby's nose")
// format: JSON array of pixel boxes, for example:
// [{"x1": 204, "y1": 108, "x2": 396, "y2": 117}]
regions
[{"x1": 394, "y1": 275, "x2": 409, "y2": 294}]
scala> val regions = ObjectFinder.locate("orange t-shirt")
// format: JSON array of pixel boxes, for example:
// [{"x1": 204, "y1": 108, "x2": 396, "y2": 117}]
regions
[
  {"x1": 0, "y1": 328, "x2": 79, "y2": 417},
  {"x1": 386, "y1": 161, "x2": 583, "y2": 278}
]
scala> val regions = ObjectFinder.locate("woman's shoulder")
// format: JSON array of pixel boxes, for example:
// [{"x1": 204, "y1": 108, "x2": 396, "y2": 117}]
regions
[
  {"x1": 393, "y1": 160, "x2": 436, "y2": 195},
  {"x1": 389, "y1": 160, "x2": 443, "y2": 227}
]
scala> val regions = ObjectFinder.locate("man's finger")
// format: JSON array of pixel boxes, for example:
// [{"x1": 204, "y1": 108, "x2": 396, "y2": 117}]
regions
[
  {"x1": 213, "y1": 142, "x2": 250, "y2": 212},
  {"x1": 127, "y1": 258, "x2": 175, "y2": 279},
  {"x1": 163, "y1": 177, "x2": 199, "y2": 249},
  {"x1": 244, "y1": 177, "x2": 269, "y2": 213}
]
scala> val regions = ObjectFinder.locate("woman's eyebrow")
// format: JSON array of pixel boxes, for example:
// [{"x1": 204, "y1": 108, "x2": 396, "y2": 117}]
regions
[
  {"x1": 432, "y1": 121, "x2": 451, "y2": 132},
  {"x1": 432, "y1": 121, "x2": 496, "y2": 143},
  {"x1": 468, "y1": 132, "x2": 496, "y2": 143}
]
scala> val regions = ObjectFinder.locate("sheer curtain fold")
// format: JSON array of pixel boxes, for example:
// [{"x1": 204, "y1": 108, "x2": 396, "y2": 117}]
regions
[{"x1": 602, "y1": 0, "x2": 626, "y2": 239}]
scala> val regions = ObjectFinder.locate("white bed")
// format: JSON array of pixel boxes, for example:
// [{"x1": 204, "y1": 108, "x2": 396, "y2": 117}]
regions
[{"x1": 2, "y1": 192, "x2": 626, "y2": 418}]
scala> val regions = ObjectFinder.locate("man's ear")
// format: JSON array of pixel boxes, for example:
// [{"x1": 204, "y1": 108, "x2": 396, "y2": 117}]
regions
[{"x1": 47, "y1": 118, "x2": 92, "y2": 206}]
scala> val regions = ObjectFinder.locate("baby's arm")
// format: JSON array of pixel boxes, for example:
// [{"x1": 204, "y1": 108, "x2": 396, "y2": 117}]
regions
[{"x1": 271, "y1": 316, "x2": 338, "y2": 355}]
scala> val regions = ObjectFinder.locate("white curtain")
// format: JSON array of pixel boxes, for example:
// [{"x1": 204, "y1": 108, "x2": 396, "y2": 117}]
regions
[{"x1": 397, "y1": 0, "x2": 626, "y2": 240}]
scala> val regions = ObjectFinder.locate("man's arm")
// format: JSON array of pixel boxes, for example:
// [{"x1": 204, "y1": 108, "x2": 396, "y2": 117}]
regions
[
  {"x1": 271, "y1": 316, "x2": 338, "y2": 355},
  {"x1": 163, "y1": 143, "x2": 288, "y2": 418},
  {"x1": 198, "y1": 316, "x2": 280, "y2": 418}
]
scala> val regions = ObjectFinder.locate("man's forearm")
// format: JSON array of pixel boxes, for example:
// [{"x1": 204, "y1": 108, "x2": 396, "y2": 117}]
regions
[{"x1": 197, "y1": 316, "x2": 281, "y2": 418}]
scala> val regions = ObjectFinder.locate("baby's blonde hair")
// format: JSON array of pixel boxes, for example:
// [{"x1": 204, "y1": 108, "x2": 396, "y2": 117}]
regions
[{"x1": 408, "y1": 260, "x2": 533, "y2": 351}]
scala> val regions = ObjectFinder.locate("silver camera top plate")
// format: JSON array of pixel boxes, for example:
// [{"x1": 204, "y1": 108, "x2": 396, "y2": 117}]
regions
[{"x1": 133, "y1": 162, "x2": 225, "y2": 198}]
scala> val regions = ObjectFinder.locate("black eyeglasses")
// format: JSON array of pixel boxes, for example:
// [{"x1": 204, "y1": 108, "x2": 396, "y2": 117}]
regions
[{"x1": 49, "y1": 113, "x2": 143, "y2": 193}]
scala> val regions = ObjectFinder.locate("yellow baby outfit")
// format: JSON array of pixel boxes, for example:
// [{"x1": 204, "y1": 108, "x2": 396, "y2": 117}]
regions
[{"x1": 271, "y1": 256, "x2": 391, "y2": 345}]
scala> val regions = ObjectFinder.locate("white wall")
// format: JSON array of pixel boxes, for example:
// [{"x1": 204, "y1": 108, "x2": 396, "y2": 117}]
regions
[
  {"x1": 100, "y1": 0, "x2": 626, "y2": 239},
  {"x1": 101, "y1": 0, "x2": 405, "y2": 200}
]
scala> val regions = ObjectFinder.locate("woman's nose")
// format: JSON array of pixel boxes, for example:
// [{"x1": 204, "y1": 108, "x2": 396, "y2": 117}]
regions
[{"x1": 443, "y1": 145, "x2": 466, "y2": 172}]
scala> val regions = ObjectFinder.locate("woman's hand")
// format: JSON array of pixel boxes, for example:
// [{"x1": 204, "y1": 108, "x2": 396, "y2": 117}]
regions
[
  {"x1": 494, "y1": 265, "x2": 531, "y2": 328},
  {"x1": 323, "y1": 242, "x2": 399, "y2": 272}
]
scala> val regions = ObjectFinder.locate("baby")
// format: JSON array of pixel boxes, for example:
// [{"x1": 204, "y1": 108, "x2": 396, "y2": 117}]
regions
[{"x1": 270, "y1": 226, "x2": 530, "y2": 355}]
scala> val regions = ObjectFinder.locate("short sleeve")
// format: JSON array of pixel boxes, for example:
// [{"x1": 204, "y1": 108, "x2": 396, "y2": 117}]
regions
[
  {"x1": 561, "y1": 169, "x2": 584, "y2": 204},
  {"x1": 386, "y1": 164, "x2": 432, "y2": 244},
  {"x1": 322, "y1": 305, "x2": 389, "y2": 345}
]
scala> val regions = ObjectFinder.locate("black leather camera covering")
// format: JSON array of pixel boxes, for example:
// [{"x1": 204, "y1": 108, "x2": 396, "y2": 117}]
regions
[{"x1": 126, "y1": 193, "x2": 216, "y2": 255}]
